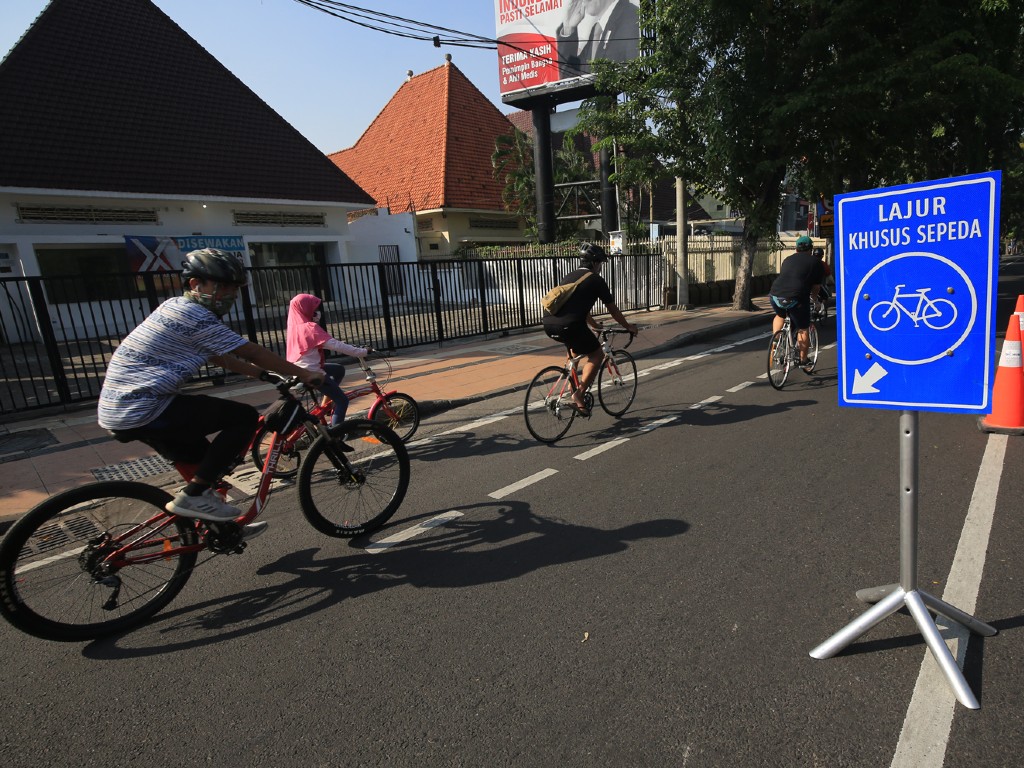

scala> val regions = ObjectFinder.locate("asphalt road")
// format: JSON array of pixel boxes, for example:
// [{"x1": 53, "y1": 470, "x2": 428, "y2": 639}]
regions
[{"x1": 1, "y1": 311, "x2": 1022, "y2": 767}]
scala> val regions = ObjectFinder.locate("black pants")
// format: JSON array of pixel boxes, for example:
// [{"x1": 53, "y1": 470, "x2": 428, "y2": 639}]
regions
[{"x1": 112, "y1": 394, "x2": 259, "y2": 483}]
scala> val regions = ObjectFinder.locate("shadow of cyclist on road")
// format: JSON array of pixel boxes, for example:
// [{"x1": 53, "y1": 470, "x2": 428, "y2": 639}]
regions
[{"x1": 81, "y1": 500, "x2": 688, "y2": 657}]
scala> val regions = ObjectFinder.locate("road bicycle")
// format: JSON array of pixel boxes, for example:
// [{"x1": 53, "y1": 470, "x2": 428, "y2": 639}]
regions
[
  {"x1": 868, "y1": 285, "x2": 957, "y2": 331},
  {"x1": 524, "y1": 328, "x2": 638, "y2": 443},
  {"x1": 767, "y1": 314, "x2": 819, "y2": 390},
  {"x1": 0, "y1": 372, "x2": 411, "y2": 642},
  {"x1": 251, "y1": 353, "x2": 419, "y2": 479}
]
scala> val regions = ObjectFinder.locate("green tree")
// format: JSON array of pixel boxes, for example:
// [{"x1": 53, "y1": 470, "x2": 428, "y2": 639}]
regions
[
  {"x1": 578, "y1": 0, "x2": 809, "y2": 309},
  {"x1": 578, "y1": 0, "x2": 1024, "y2": 308},
  {"x1": 794, "y1": 0, "x2": 1024, "y2": 214}
]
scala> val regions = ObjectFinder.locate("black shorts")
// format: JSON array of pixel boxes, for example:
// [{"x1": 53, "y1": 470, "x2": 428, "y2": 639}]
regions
[
  {"x1": 770, "y1": 295, "x2": 811, "y2": 330},
  {"x1": 542, "y1": 318, "x2": 600, "y2": 355}
]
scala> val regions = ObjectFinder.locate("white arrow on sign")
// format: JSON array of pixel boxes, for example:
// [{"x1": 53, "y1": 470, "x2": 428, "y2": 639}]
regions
[{"x1": 853, "y1": 362, "x2": 888, "y2": 394}]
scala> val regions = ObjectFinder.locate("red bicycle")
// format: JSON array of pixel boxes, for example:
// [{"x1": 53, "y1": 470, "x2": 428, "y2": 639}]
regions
[
  {"x1": 0, "y1": 372, "x2": 410, "y2": 642},
  {"x1": 250, "y1": 353, "x2": 419, "y2": 479}
]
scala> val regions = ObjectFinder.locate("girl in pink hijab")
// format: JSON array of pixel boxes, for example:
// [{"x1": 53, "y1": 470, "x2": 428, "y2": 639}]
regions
[{"x1": 286, "y1": 294, "x2": 369, "y2": 427}]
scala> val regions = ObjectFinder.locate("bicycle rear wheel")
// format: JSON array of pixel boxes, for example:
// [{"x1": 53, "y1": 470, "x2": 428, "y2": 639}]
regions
[
  {"x1": 297, "y1": 418, "x2": 410, "y2": 537},
  {"x1": 767, "y1": 330, "x2": 791, "y2": 389},
  {"x1": 523, "y1": 365, "x2": 575, "y2": 443},
  {"x1": 804, "y1": 324, "x2": 819, "y2": 373},
  {"x1": 0, "y1": 481, "x2": 198, "y2": 641},
  {"x1": 597, "y1": 349, "x2": 638, "y2": 417},
  {"x1": 370, "y1": 393, "x2": 420, "y2": 442}
]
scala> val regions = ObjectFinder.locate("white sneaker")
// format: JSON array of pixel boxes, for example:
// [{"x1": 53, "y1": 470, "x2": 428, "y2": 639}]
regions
[
  {"x1": 165, "y1": 489, "x2": 242, "y2": 521},
  {"x1": 242, "y1": 521, "x2": 269, "y2": 540}
]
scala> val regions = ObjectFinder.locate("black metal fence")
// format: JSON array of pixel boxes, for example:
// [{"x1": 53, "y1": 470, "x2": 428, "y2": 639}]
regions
[{"x1": 0, "y1": 253, "x2": 666, "y2": 416}]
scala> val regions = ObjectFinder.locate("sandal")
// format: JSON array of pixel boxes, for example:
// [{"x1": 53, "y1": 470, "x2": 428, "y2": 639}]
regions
[{"x1": 567, "y1": 400, "x2": 591, "y2": 418}]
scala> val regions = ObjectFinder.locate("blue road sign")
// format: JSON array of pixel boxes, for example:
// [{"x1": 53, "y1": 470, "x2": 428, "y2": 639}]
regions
[{"x1": 836, "y1": 172, "x2": 1000, "y2": 412}]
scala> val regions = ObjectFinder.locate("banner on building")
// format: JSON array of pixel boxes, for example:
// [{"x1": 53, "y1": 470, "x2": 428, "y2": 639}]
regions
[
  {"x1": 495, "y1": 0, "x2": 640, "y2": 105},
  {"x1": 124, "y1": 235, "x2": 246, "y2": 273}
]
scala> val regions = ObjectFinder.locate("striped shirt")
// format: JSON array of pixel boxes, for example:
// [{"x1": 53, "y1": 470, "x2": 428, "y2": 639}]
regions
[{"x1": 97, "y1": 296, "x2": 246, "y2": 430}]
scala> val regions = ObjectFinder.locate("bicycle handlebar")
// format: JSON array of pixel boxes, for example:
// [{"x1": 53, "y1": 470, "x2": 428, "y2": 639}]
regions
[
  {"x1": 258, "y1": 370, "x2": 305, "y2": 396},
  {"x1": 599, "y1": 327, "x2": 637, "y2": 349}
]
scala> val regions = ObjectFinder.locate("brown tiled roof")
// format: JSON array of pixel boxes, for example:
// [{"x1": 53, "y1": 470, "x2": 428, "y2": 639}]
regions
[
  {"x1": 329, "y1": 61, "x2": 516, "y2": 213},
  {"x1": 507, "y1": 111, "x2": 533, "y2": 135},
  {"x1": 0, "y1": 0, "x2": 373, "y2": 205}
]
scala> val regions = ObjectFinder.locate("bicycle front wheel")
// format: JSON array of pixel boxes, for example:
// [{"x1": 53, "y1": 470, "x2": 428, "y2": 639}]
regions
[
  {"x1": 298, "y1": 418, "x2": 410, "y2": 537},
  {"x1": 251, "y1": 424, "x2": 308, "y2": 479},
  {"x1": 523, "y1": 366, "x2": 575, "y2": 443},
  {"x1": 0, "y1": 481, "x2": 198, "y2": 642},
  {"x1": 598, "y1": 349, "x2": 638, "y2": 417},
  {"x1": 370, "y1": 393, "x2": 420, "y2": 442},
  {"x1": 767, "y1": 330, "x2": 791, "y2": 389}
]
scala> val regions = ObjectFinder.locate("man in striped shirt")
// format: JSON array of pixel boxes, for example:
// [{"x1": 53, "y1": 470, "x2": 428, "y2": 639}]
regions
[{"x1": 98, "y1": 248, "x2": 322, "y2": 523}]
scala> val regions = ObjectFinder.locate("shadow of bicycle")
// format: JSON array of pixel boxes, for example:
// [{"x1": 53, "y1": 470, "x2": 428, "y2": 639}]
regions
[{"x1": 82, "y1": 501, "x2": 688, "y2": 658}]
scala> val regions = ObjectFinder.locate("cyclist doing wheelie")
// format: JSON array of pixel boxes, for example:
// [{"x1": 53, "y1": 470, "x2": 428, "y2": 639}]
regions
[
  {"x1": 768, "y1": 235, "x2": 825, "y2": 371},
  {"x1": 542, "y1": 243, "x2": 638, "y2": 416},
  {"x1": 97, "y1": 248, "x2": 323, "y2": 523},
  {"x1": 286, "y1": 293, "x2": 370, "y2": 440}
]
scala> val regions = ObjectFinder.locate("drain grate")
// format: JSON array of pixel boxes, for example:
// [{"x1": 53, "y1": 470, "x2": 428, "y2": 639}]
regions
[{"x1": 92, "y1": 455, "x2": 175, "y2": 482}]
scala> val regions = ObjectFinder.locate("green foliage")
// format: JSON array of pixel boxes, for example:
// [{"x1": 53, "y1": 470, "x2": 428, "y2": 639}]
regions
[
  {"x1": 491, "y1": 128, "x2": 598, "y2": 241},
  {"x1": 575, "y1": 0, "x2": 1024, "y2": 305}
]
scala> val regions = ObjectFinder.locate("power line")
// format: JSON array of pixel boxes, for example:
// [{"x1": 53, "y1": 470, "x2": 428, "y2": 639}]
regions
[{"x1": 291, "y1": 0, "x2": 641, "y2": 84}]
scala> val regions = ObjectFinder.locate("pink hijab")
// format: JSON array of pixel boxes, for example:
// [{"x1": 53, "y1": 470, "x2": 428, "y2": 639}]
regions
[{"x1": 286, "y1": 294, "x2": 330, "y2": 363}]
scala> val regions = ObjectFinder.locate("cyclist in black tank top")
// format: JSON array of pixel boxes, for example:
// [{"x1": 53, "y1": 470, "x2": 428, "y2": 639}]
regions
[
  {"x1": 768, "y1": 235, "x2": 825, "y2": 368},
  {"x1": 542, "y1": 243, "x2": 639, "y2": 415}
]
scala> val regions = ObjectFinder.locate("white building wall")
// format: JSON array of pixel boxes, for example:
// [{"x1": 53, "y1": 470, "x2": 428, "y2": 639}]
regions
[{"x1": 347, "y1": 209, "x2": 417, "y2": 263}]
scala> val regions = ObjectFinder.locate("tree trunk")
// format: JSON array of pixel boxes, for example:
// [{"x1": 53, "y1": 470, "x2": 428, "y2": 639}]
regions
[{"x1": 732, "y1": 226, "x2": 758, "y2": 310}]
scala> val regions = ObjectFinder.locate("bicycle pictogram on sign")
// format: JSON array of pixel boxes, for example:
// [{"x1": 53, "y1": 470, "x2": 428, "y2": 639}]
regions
[
  {"x1": 867, "y1": 285, "x2": 957, "y2": 332},
  {"x1": 851, "y1": 252, "x2": 976, "y2": 367}
]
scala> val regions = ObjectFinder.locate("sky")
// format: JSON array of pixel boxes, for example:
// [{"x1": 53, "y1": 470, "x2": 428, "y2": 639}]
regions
[{"x1": 1, "y1": 0, "x2": 517, "y2": 153}]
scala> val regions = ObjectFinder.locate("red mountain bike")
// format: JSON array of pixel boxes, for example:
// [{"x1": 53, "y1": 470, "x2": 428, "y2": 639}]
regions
[
  {"x1": 0, "y1": 372, "x2": 410, "y2": 642},
  {"x1": 251, "y1": 353, "x2": 419, "y2": 479}
]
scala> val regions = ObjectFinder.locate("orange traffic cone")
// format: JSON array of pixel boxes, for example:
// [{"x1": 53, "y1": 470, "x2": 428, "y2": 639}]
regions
[
  {"x1": 979, "y1": 314, "x2": 1024, "y2": 434},
  {"x1": 1016, "y1": 295, "x2": 1024, "y2": 331}
]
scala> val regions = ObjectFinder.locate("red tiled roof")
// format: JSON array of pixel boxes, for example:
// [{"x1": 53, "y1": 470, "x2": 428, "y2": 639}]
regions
[
  {"x1": 0, "y1": 0, "x2": 373, "y2": 205},
  {"x1": 329, "y1": 61, "x2": 516, "y2": 213}
]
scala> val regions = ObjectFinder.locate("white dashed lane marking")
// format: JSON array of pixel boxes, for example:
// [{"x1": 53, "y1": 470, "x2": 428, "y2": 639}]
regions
[
  {"x1": 489, "y1": 468, "x2": 559, "y2": 499},
  {"x1": 574, "y1": 438, "x2": 630, "y2": 461},
  {"x1": 366, "y1": 510, "x2": 465, "y2": 553}
]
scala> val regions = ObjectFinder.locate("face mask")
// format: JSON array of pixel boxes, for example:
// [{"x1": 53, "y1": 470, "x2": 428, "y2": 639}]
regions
[{"x1": 185, "y1": 288, "x2": 237, "y2": 317}]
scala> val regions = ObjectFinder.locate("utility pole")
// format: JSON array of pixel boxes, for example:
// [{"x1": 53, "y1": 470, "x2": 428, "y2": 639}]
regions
[
  {"x1": 675, "y1": 177, "x2": 689, "y2": 306},
  {"x1": 599, "y1": 146, "x2": 617, "y2": 236}
]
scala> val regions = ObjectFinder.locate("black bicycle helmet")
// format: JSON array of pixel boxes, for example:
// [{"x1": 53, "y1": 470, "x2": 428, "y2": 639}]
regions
[
  {"x1": 181, "y1": 248, "x2": 247, "y2": 285},
  {"x1": 580, "y1": 242, "x2": 609, "y2": 266},
  {"x1": 812, "y1": 247, "x2": 824, "y2": 259}
]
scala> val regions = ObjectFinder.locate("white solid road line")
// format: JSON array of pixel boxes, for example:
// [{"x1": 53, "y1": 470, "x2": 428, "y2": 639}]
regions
[
  {"x1": 889, "y1": 434, "x2": 1007, "y2": 767},
  {"x1": 365, "y1": 510, "x2": 465, "y2": 554},
  {"x1": 488, "y1": 468, "x2": 559, "y2": 499}
]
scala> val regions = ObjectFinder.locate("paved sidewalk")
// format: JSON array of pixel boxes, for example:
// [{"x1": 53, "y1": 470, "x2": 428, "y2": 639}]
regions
[{"x1": 0, "y1": 299, "x2": 775, "y2": 524}]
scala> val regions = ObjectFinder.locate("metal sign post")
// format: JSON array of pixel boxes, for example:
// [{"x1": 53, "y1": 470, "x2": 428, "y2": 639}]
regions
[{"x1": 811, "y1": 172, "x2": 1001, "y2": 709}]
